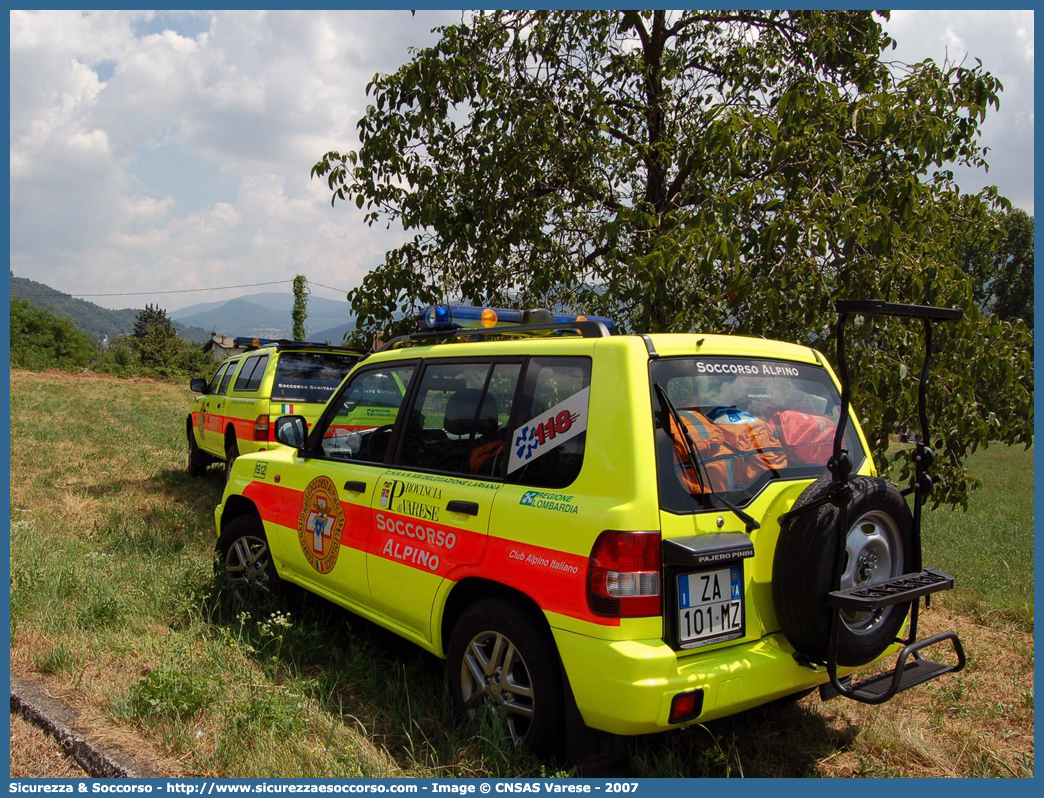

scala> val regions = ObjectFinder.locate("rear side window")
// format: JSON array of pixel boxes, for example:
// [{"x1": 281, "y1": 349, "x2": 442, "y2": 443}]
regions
[
  {"x1": 398, "y1": 361, "x2": 522, "y2": 477},
  {"x1": 508, "y1": 357, "x2": 591, "y2": 489},
  {"x1": 233, "y1": 354, "x2": 269, "y2": 393},
  {"x1": 272, "y1": 352, "x2": 359, "y2": 404}
]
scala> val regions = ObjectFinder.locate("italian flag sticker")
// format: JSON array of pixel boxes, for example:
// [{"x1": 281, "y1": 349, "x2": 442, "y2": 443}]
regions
[{"x1": 281, "y1": 403, "x2": 294, "y2": 413}]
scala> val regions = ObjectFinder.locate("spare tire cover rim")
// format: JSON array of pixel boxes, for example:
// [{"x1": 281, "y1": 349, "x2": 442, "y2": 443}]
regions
[{"x1": 840, "y1": 509, "x2": 904, "y2": 633}]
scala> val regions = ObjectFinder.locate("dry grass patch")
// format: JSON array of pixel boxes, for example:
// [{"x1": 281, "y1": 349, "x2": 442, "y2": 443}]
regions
[
  {"x1": 9, "y1": 714, "x2": 87, "y2": 778},
  {"x1": 810, "y1": 602, "x2": 1034, "y2": 777}
]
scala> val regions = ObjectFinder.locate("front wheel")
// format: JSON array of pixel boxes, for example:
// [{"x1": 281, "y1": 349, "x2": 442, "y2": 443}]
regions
[
  {"x1": 446, "y1": 600, "x2": 565, "y2": 758},
  {"x1": 216, "y1": 516, "x2": 283, "y2": 609}
]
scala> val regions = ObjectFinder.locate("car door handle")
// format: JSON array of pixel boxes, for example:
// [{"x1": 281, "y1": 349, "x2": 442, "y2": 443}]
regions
[
  {"x1": 343, "y1": 480, "x2": 367, "y2": 493},
  {"x1": 446, "y1": 500, "x2": 479, "y2": 516}
]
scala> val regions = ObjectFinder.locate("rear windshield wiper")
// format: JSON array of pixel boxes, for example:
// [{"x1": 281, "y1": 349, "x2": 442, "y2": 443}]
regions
[{"x1": 653, "y1": 383, "x2": 761, "y2": 535}]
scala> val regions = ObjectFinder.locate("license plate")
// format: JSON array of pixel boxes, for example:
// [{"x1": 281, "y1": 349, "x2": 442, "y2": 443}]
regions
[{"x1": 677, "y1": 565, "x2": 744, "y2": 648}]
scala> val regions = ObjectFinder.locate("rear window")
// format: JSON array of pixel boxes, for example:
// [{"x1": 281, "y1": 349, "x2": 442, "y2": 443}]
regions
[
  {"x1": 651, "y1": 357, "x2": 867, "y2": 511},
  {"x1": 271, "y1": 351, "x2": 360, "y2": 404}
]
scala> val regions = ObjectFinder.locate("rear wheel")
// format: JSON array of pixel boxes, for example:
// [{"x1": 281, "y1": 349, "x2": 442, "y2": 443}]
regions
[
  {"x1": 447, "y1": 600, "x2": 565, "y2": 758},
  {"x1": 773, "y1": 476, "x2": 913, "y2": 666},
  {"x1": 224, "y1": 436, "x2": 239, "y2": 483},
  {"x1": 187, "y1": 419, "x2": 210, "y2": 477}
]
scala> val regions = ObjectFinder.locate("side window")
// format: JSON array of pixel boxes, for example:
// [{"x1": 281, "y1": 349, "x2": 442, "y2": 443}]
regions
[
  {"x1": 508, "y1": 357, "x2": 592, "y2": 489},
  {"x1": 319, "y1": 365, "x2": 415, "y2": 463},
  {"x1": 208, "y1": 362, "x2": 230, "y2": 393},
  {"x1": 399, "y1": 362, "x2": 522, "y2": 477},
  {"x1": 217, "y1": 360, "x2": 240, "y2": 396},
  {"x1": 234, "y1": 354, "x2": 269, "y2": 393},
  {"x1": 472, "y1": 363, "x2": 522, "y2": 477}
]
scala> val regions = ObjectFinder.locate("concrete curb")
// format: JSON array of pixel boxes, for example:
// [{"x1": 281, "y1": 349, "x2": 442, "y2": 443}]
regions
[{"x1": 11, "y1": 677, "x2": 165, "y2": 779}]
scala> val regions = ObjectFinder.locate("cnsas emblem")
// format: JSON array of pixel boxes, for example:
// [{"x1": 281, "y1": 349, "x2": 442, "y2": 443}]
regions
[{"x1": 297, "y1": 476, "x2": 345, "y2": 574}]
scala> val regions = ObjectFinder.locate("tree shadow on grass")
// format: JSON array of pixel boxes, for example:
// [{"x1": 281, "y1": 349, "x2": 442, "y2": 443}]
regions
[
  {"x1": 83, "y1": 465, "x2": 225, "y2": 518},
  {"x1": 623, "y1": 695, "x2": 860, "y2": 777},
  {"x1": 199, "y1": 572, "x2": 863, "y2": 777}
]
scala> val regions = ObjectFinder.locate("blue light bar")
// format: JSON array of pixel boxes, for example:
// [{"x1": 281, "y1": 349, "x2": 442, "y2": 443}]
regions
[{"x1": 416, "y1": 304, "x2": 615, "y2": 333}]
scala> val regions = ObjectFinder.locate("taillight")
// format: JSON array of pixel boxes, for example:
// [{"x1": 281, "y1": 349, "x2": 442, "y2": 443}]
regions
[
  {"x1": 587, "y1": 530, "x2": 661, "y2": 617},
  {"x1": 253, "y1": 415, "x2": 270, "y2": 441}
]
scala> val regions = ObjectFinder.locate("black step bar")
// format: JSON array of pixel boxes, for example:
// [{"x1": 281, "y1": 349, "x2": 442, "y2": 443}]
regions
[
  {"x1": 827, "y1": 569, "x2": 954, "y2": 613},
  {"x1": 820, "y1": 632, "x2": 966, "y2": 703}
]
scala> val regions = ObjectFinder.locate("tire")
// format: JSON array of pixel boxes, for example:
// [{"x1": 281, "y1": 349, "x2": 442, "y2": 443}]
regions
[
  {"x1": 224, "y1": 436, "x2": 239, "y2": 484},
  {"x1": 216, "y1": 516, "x2": 283, "y2": 609},
  {"x1": 447, "y1": 599, "x2": 565, "y2": 758},
  {"x1": 773, "y1": 476, "x2": 913, "y2": 667},
  {"x1": 187, "y1": 419, "x2": 210, "y2": 477}
]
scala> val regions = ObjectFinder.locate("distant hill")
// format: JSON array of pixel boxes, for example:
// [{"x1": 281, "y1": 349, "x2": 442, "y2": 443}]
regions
[
  {"x1": 309, "y1": 321, "x2": 356, "y2": 344},
  {"x1": 171, "y1": 291, "x2": 354, "y2": 341},
  {"x1": 10, "y1": 276, "x2": 211, "y2": 343}
]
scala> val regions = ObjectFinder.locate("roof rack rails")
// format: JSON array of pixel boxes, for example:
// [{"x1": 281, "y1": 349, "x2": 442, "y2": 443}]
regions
[
  {"x1": 377, "y1": 319, "x2": 611, "y2": 353},
  {"x1": 232, "y1": 336, "x2": 364, "y2": 354}
]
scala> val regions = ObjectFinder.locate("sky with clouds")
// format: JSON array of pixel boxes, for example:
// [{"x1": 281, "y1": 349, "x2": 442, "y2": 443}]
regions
[{"x1": 8, "y1": 10, "x2": 1035, "y2": 314}]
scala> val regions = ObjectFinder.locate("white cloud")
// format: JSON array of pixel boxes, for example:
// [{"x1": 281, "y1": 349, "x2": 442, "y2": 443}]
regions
[
  {"x1": 884, "y1": 10, "x2": 1034, "y2": 212},
  {"x1": 8, "y1": 10, "x2": 1034, "y2": 314}
]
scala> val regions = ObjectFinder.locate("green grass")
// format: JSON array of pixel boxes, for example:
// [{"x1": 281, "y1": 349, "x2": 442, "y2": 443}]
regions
[
  {"x1": 921, "y1": 443, "x2": 1034, "y2": 628},
  {"x1": 8, "y1": 369, "x2": 1034, "y2": 778}
]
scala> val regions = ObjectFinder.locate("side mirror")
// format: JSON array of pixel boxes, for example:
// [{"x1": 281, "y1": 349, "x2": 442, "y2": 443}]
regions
[
  {"x1": 274, "y1": 415, "x2": 309, "y2": 451},
  {"x1": 190, "y1": 377, "x2": 208, "y2": 394}
]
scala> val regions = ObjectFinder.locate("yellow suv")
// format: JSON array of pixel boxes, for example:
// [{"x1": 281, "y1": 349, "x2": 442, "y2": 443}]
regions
[
  {"x1": 214, "y1": 303, "x2": 965, "y2": 758},
  {"x1": 187, "y1": 339, "x2": 362, "y2": 481}
]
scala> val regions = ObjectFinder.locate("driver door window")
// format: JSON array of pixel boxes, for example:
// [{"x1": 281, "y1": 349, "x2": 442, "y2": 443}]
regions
[{"x1": 319, "y1": 366, "x2": 415, "y2": 463}]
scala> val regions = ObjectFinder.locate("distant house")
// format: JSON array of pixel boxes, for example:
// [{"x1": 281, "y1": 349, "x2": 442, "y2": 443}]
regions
[{"x1": 202, "y1": 332, "x2": 248, "y2": 360}]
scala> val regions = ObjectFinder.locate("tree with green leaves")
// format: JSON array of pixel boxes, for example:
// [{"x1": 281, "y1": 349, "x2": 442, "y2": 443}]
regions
[
  {"x1": 313, "y1": 10, "x2": 1031, "y2": 505},
  {"x1": 960, "y1": 208, "x2": 1034, "y2": 330},
  {"x1": 133, "y1": 303, "x2": 175, "y2": 339},
  {"x1": 292, "y1": 274, "x2": 310, "y2": 340},
  {"x1": 132, "y1": 303, "x2": 181, "y2": 368},
  {"x1": 10, "y1": 299, "x2": 97, "y2": 371}
]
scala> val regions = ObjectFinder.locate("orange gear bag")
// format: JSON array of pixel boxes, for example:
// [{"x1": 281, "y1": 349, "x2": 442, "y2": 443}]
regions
[
  {"x1": 666, "y1": 409, "x2": 734, "y2": 494},
  {"x1": 705, "y1": 406, "x2": 788, "y2": 489}
]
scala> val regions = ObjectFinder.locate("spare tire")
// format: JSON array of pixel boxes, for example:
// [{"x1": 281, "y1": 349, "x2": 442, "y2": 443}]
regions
[{"x1": 773, "y1": 476, "x2": 913, "y2": 666}]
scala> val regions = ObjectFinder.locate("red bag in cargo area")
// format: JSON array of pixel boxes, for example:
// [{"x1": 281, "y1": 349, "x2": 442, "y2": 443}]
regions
[{"x1": 772, "y1": 409, "x2": 836, "y2": 465}]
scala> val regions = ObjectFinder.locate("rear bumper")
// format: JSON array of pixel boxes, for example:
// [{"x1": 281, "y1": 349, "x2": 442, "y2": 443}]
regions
[{"x1": 553, "y1": 627, "x2": 829, "y2": 735}]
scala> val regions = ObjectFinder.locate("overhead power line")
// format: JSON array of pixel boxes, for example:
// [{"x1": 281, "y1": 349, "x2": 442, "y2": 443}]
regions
[
  {"x1": 64, "y1": 279, "x2": 292, "y2": 298},
  {"x1": 309, "y1": 280, "x2": 352, "y2": 296},
  {"x1": 16, "y1": 278, "x2": 353, "y2": 300}
]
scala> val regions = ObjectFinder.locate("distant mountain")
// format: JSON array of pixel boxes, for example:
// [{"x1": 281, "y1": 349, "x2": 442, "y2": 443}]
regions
[
  {"x1": 171, "y1": 291, "x2": 354, "y2": 342},
  {"x1": 10, "y1": 276, "x2": 211, "y2": 343},
  {"x1": 309, "y1": 321, "x2": 356, "y2": 345}
]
